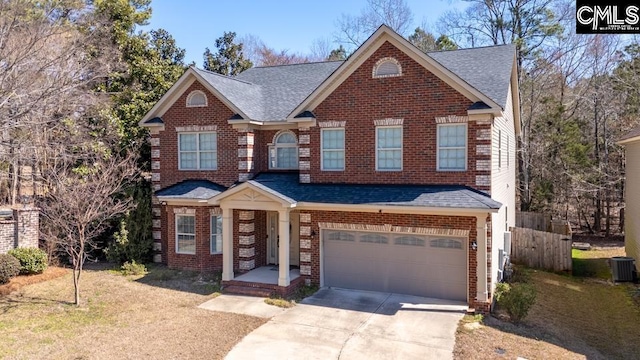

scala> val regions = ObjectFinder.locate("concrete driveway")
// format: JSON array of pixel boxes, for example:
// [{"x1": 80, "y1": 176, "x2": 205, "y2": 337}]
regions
[{"x1": 225, "y1": 288, "x2": 467, "y2": 360}]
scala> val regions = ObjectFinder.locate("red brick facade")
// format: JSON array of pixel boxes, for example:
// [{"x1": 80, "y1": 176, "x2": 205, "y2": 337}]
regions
[
  {"x1": 148, "y1": 38, "x2": 503, "y2": 310},
  {"x1": 307, "y1": 41, "x2": 491, "y2": 187}
]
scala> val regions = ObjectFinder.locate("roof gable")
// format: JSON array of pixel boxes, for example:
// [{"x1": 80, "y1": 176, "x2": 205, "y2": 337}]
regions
[
  {"x1": 289, "y1": 25, "x2": 514, "y2": 118},
  {"x1": 139, "y1": 67, "x2": 250, "y2": 126}
]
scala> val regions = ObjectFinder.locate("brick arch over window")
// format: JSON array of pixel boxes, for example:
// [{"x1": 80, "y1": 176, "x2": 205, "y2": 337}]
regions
[
  {"x1": 372, "y1": 57, "x2": 402, "y2": 78},
  {"x1": 186, "y1": 90, "x2": 208, "y2": 107}
]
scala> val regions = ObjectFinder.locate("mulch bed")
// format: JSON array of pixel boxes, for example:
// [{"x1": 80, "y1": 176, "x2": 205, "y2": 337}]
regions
[{"x1": 0, "y1": 266, "x2": 69, "y2": 296}]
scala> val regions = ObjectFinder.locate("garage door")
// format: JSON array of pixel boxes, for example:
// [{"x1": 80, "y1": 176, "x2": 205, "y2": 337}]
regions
[{"x1": 323, "y1": 230, "x2": 467, "y2": 301}]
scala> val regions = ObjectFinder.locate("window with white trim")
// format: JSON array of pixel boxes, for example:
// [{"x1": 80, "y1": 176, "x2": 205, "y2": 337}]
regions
[
  {"x1": 498, "y1": 129, "x2": 502, "y2": 169},
  {"x1": 178, "y1": 132, "x2": 217, "y2": 170},
  {"x1": 210, "y1": 215, "x2": 222, "y2": 254},
  {"x1": 376, "y1": 126, "x2": 402, "y2": 171},
  {"x1": 437, "y1": 124, "x2": 467, "y2": 171},
  {"x1": 186, "y1": 90, "x2": 207, "y2": 107},
  {"x1": 269, "y1": 132, "x2": 298, "y2": 169},
  {"x1": 507, "y1": 135, "x2": 510, "y2": 168},
  {"x1": 373, "y1": 57, "x2": 402, "y2": 78},
  {"x1": 321, "y1": 128, "x2": 345, "y2": 170},
  {"x1": 176, "y1": 215, "x2": 196, "y2": 254}
]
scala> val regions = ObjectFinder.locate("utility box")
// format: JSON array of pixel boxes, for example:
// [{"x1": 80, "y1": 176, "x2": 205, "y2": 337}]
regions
[{"x1": 611, "y1": 257, "x2": 636, "y2": 282}]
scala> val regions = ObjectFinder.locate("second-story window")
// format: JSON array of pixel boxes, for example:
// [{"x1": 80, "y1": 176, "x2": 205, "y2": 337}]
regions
[
  {"x1": 437, "y1": 124, "x2": 467, "y2": 171},
  {"x1": 179, "y1": 132, "x2": 217, "y2": 170},
  {"x1": 269, "y1": 131, "x2": 298, "y2": 169},
  {"x1": 321, "y1": 128, "x2": 345, "y2": 171},
  {"x1": 376, "y1": 126, "x2": 402, "y2": 171}
]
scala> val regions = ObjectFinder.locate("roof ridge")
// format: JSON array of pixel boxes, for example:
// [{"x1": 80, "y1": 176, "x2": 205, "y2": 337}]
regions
[
  {"x1": 426, "y1": 43, "x2": 515, "y2": 55},
  {"x1": 250, "y1": 60, "x2": 345, "y2": 69},
  {"x1": 191, "y1": 66, "x2": 255, "y2": 85}
]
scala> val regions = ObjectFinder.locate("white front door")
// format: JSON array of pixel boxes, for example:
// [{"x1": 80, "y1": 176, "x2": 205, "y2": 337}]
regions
[{"x1": 267, "y1": 212, "x2": 279, "y2": 264}]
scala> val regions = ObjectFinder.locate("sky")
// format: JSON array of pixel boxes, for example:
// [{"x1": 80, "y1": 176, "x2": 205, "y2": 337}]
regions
[{"x1": 144, "y1": 0, "x2": 468, "y2": 66}]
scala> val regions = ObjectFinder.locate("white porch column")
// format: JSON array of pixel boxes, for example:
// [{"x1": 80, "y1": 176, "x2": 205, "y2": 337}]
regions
[
  {"x1": 476, "y1": 215, "x2": 488, "y2": 302},
  {"x1": 221, "y1": 206, "x2": 234, "y2": 281},
  {"x1": 278, "y1": 209, "x2": 290, "y2": 286}
]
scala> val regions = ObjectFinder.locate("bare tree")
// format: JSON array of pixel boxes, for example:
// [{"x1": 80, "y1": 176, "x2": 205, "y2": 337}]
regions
[
  {"x1": 0, "y1": 0, "x2": 114, "y2": 205},
  {"x1": 335, "y1": 0, "x2": 413, "y2": 49},
  {"x1": 38, "y1": 122, "x2": 139, "y2": 305}
]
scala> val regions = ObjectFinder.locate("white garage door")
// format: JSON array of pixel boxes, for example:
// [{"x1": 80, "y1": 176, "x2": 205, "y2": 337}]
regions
[{"x1": 323, "y1": 230, "x2": 467, "y2": 301}]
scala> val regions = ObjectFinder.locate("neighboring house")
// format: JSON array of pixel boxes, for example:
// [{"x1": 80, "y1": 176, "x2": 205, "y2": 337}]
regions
[
  {"x1": 139, "y1": 25, "x2": 519, "y2": 311},
  {"x1": 619, "y1": 126, "x2": 640, "y2": 271}
]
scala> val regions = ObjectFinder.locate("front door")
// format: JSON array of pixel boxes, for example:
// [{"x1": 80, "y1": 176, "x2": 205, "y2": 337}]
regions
[
  {"x1": 266, "y1": 211, "x2": 300, "y2": 266},
  {"x1": 267, "y1": 212, "x2": 279, "y2": 264}
]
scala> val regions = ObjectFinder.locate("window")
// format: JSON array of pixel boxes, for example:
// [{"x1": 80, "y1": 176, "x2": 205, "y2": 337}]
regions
[
  {"x1": 321, "y1": 128, "x2": 345, "y2": 170},
  {"x1": 210, "y1": 215, "x2": 222, "y2": 254},
  {"x1": 430, "y1": 238, "x2": 463, "y2": 249},
  {"x1": 269, "y1": 132, "x2": 298, "y2": 169},
  {"x1": 178, "y1": 132, "x2": 217, "y2": 170},
  {"x1": 186, "y1": 90, "x2": 207, "y2": 107},
  {"x1": 498, "y1": 129, "x2": 502, "y2": 169},
  {"x1": 507, "y1": 135, "x2": 510, "y2": 168},
  {"x1": 373, "y1": 57, "x2": 402, "y2": 78},
  {"x1": 437, "y1": 124, "x2": 467, "y2": 171},
  {"x1": 376, "y1": 126, "x2": 402, "y2": 171},
  {"x1": 325, "y1": 230, "x2": 355, "y2": 242},
  {"x1": 360, "y1": 233, "x2": 388, "y2": 244},
  {"x1": 176, "y1": 215, "x2": 196, "y2": 254},
  {"x1": 395, "y1": 236, "x2": 426, "y2": 247}
]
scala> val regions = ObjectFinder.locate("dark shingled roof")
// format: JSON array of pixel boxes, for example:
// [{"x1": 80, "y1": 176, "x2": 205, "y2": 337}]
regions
[
  {"x1": 156, "y1": 180, "x2": 227, "y2": 200},
  {"x1": 620, "y1": 125, "x2": 640, "y2": 142},
  {"x1": 192, "y1": 62, "x2": 341, "y2": 121},
  {"x1": 235, "y1": 61, "x2": 342, "y2": 121},
  {"x1": 428, "y1": 44, "x2": 515, "y2": 109},
  {"x1": 247, "y1": 173, "x2": 501, "y2": 209},
  {"x1": 190, "y1": 43, "x2": 514, "y2": 121}
]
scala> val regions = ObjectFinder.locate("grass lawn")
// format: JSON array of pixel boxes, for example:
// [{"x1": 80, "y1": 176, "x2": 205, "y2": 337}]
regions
[
  {"x1": 455, "y1": 244, "x2": 640, "y2": 359},
  {"x1": 0, "y1": 263, "x2": 266, "y2": 360}
]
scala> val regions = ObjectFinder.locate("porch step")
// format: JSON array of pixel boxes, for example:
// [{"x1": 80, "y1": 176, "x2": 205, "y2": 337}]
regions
[{"x1": 223, "y1": 285, "x2": 274, "y2": 297}]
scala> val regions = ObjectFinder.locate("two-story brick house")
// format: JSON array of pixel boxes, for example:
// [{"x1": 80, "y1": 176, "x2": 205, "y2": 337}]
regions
[{"x1": 139, "y1": 25, "x2": 519, "y2": 311}]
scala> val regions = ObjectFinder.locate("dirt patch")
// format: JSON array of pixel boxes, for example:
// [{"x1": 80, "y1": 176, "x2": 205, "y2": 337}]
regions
[
  {"x1": 0, "y1": 267, "x2": 68, "y2": 296},
  {"x1": 0, "y1": 264, "x2": 266, "y2": 359}
]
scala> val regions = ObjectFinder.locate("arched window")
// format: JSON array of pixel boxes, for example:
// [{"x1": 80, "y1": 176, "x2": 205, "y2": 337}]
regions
[
  {"x1": 186, "y1": 90, "x2": 207, "y2": 107},
  {"x1": 269, "y1": 131, "x2": 298, "y2": 169},
  {"x1": 372, "y1": 57, "x2": 402, "y2": 78}
]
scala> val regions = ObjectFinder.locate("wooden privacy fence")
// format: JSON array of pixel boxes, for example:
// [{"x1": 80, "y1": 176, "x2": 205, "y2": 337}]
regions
[
  {"x1": 516, "y1": 211, "x2": 572, "y2": 235},
  {"x1": 509, "y1": 226, "x2": 572, "y2": 272}
]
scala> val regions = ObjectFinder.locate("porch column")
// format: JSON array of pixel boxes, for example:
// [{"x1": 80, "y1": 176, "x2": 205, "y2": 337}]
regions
[
  {"x1": 476, "y1": 215, "x2": 488, "y2": 302},
  {"x1": 278, "y1": 209, "x2": 290, "y2": 286},
  {"x1": 221, "y1": 206, "x2": 234, "y2": 281}
]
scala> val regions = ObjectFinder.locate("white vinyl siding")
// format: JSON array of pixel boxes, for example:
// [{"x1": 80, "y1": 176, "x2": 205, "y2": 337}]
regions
[
  {"x1": 210, "y1": 215, "x2": 222, "y2": 254},
  {"x1": 321, "y1": 128, "x2": 345, "y2": 170},
  {"x1": 179, "y1": 132, "x2": 217, "y2": 170},
  {"x1": 176, "y1": 215, "x2": 196, "y2": 254},
  {"x1": 376, "y1": 126, "x2": 402, "y2": 171},
  {"x1": 437, "y1": 124, "x2": 467, "y2": 171},
  {"x1": 490, "y1": 84, "x2": 517, "y2": 290},
  {"x1": 269, "y1": 132, "x2": 298, "y2": 169}
]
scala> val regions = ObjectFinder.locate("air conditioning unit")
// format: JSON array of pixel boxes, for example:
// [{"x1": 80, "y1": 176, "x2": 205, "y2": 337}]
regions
[{"x1": 611, "y1": 257, "x2": 636, "y2": 282}]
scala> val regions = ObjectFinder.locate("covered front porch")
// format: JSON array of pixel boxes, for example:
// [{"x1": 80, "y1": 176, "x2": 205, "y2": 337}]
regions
[{"x1": 209, "y1": 181, "x2": 303, "y2": 294}]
